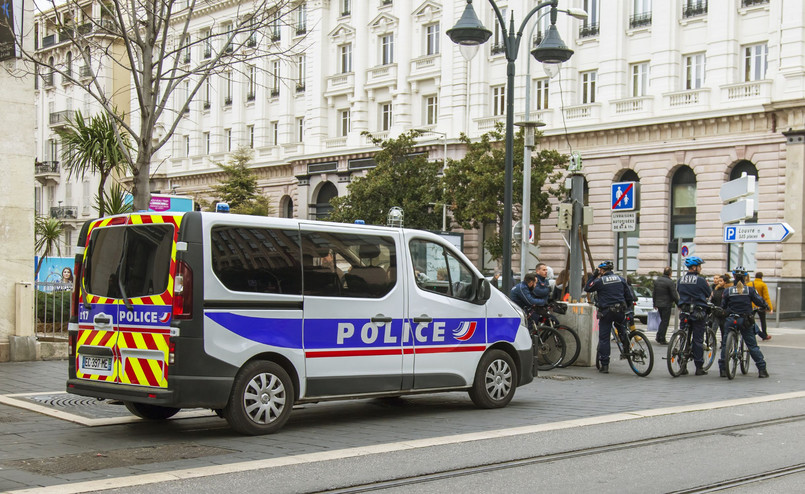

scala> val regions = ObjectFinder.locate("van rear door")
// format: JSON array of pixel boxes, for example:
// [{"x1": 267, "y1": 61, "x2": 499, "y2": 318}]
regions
[{"x1": 77, "y1": 214, "x2": 179, "y2": 387}]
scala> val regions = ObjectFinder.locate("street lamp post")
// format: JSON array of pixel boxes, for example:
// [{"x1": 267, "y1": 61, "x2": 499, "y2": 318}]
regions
[
  {"x1": 448, "y1": 0, "x2": 576, "y2": 291},
  {"x1": 415, "y1": 129, "x2": 449, "y2": 231}
]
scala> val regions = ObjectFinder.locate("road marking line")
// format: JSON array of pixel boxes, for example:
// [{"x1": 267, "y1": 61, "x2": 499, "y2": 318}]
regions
[{"x1": 7, "y1": 391, "x2": 805, "y2": 494}]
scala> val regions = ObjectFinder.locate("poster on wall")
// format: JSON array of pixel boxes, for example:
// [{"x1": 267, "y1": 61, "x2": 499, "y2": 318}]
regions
[
  {"x1": 0, "y1": 0, "x2": 23, "y2": 62},
  {"x1": 34, "y1": 256, "x2": 75, "y2": 291}
]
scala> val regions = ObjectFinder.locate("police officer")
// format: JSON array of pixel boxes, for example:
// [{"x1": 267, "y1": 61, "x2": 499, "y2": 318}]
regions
[
  {"x1": 584, "y1": 261, "x2": 634, "y2": 374},
  {"x1": 676, "y1": 256, "x2": 712, "y2": 376},
  {"x1": 720, "y1": 267, "x2": 770, "y2": 378},
  {"x1": 509, "y1": 273, "x2": 548, "y2": 327}
]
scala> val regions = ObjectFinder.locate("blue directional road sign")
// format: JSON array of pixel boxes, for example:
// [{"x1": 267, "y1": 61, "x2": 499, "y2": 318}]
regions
[
  {"x1": 611, "y1": 182, "x2": 636, "y2": 211},
  {"x1": 723, "y1": 223, "x2": 794, "y2": 243}
]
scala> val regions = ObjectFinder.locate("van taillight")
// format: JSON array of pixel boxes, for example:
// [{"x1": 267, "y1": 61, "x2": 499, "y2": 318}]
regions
[
  {"x1": 71, "y1": 258, "x2": 82, "y2": 318},
  {"x1": 173, "y1": 261, "x2": 193, "y2": 319}
]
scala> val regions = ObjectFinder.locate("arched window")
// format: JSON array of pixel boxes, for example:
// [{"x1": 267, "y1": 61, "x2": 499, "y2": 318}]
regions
[
  {"x1": 281, "y1": 195, "x2": 294, "y2": 218},
  {"x1": 315, "y1": 182, "x2": 338, "y2": 220},
  {"x1": 65, "y1": 51, "x2": 72, "y2": 78},
  {"x1": 728, "y1": 160, "x2": 759, "y2": 271},
  {"x1": 616, "y1": 170, "x2": 639, "y2": 274},
  {"x1": 670, "y1": 166, "x2": 697, "y2": 267}
]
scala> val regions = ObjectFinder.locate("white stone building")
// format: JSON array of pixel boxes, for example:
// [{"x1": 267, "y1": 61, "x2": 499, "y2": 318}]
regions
[{"x1": 33, "y1": 0, "x2": 805, "y2": 315}]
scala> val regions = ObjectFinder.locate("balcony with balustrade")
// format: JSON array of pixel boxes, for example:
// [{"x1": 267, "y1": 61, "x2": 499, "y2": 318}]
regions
[
  {"x1": 365, "y1": 64, "x2": 397, "y2": 90},
  {"x1": 50, "y1": 205, "x2": 79, "y2": 220},
  {"x1": 49, "y1": 110, "x2": 74, "y2": 129},
  {"x1": 409, "y1": 54, "x2": 441, "y2": 82},
  {"x1": 35, "y1": 161, "x2": 60, "y2": 185}
]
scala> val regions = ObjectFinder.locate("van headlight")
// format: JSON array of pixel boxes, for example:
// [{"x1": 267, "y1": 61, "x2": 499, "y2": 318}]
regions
[{"x1": 507, "y1": 299, "x2": 527, "y2": 328}]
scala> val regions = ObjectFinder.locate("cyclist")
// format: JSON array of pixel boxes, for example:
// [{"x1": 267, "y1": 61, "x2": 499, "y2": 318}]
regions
[
  {"x1": 509, "y1": 272, "x2": 548, "y2": 327},
  {"x1": 584, "y1": 260, "x2": 634, "y2": 374},
  {"x1": 720, "y1": 267, "x2": 770, "y2": 378},
  {"x1": 676, "y1": 256, "x2": 712, "y2": 376}
]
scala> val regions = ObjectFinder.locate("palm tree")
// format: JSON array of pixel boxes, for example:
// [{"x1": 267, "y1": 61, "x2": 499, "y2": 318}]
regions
[
  {"x1": 34, "y1": 216, "x2": 65, "y2": 279},
  {"x1": 58, "y1": 110, "x2": 132, "y2": 216}
]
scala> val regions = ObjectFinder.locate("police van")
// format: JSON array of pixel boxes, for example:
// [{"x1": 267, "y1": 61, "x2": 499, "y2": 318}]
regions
[{"x1": 66, "y1": 212, "x2": 535, "y2": 434}]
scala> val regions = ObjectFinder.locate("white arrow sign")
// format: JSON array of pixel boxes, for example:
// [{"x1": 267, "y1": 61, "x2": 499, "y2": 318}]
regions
[
  {"x1": 720, "y1": 199, "x2": 754, "y2": 224},
  {"x1": 723, "y1": 223, "x2": 794, "y2": 243},
  {"x1": 720, "y1": 175, "x2": 756, "y2": 203}
]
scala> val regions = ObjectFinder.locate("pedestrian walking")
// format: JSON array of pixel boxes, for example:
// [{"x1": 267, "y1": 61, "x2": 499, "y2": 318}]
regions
[
  {"x1": 720, "y1": 267, "x2": 770, "y2": 378},
  {"x1": 584, "y1": 260, "x2": 634, "y2": 374},
  {"x1": 676, "y1": 257, "x2": 712, "y2": 376},
  {"x1": 652, "y1": 267, "x2": 679, "y2": 345},
  {"x1": 748, "y1": 272, "x2": 773, "y2": 341}
]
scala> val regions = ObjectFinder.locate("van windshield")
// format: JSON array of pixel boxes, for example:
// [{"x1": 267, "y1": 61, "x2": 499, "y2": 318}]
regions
[{"x1": 84, "y1": 224, "x2": 174, "y2": 299}]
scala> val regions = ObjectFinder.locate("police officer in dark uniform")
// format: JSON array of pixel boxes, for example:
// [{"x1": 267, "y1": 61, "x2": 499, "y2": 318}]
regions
[
  {"x1": 676, "y1": 256, "x2": 712, "y2": 376},
  {"x1": 720, "y1": 267, "x2": 770, "y2": 378},
  {"x1": 584, "y1": 261, "x2": 634, "y2": 374}
]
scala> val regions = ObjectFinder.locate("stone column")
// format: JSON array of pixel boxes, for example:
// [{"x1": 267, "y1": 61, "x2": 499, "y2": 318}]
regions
[{"x1": 781, "y1": 130, "x2": 805, "y2": 316}]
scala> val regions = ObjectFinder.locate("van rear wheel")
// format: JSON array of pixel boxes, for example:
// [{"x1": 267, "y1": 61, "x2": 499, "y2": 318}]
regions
[
  {"x1": 123, "y1": 401, "x2": 180, "y2": 420},
  {"x1": 224, "y1": 360, "x2": 294, "y2": 435},
  {"x1": 469, "y1": 350, "x2": 517, "y2": 409}
]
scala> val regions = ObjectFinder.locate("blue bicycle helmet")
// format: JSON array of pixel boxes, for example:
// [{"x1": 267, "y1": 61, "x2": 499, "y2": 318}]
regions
[
  {"x1": 598, "y1": 260, "x2": 614, "y2": 270},
  {"x1": 684, "y1": 256, "x2": 705, "y2": 268}
]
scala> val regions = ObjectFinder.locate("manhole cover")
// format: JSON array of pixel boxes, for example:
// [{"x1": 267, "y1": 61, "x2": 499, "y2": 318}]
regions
[
  {"x1": 21, "y1": 394, "x2": 130, "y2": 419},
  {"x1": 30, "y1": 395, "x2": 118, "y2": 408},
  {"x1": 539, "y1": 375, "x2": 588, "y2": 381}
]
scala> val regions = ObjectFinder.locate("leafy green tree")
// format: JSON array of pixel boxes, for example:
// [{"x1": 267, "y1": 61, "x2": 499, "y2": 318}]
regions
[
  {"x1": 34, "y1": 216, "x2": 65, "y2": 278},
  {"x1": 444, "y1": 123, "x2": 567, "y2": 260},
  {"x1": 213, "y1": 147, "x2": 273, "y2": 215},
  {"x1": 328, "y1": 131, "x2": 443, "y2": 229},
  {"x1": 58, "y1": 110, "x2": 133, "y2": 217}
]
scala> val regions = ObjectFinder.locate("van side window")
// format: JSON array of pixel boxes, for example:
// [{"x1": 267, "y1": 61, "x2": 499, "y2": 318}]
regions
[
  {"x1": 211, "y1": 226, "x2": 302, "y2": 295},
  {"x1": 410, "y1": 239, "x2": 476, "y2": 302},
  {"x1": 85, "y1": 224, "x2": 173, "y2": 299},
  {"x1": 300, "y1": 231, "x2": 396, "y2": 298}
]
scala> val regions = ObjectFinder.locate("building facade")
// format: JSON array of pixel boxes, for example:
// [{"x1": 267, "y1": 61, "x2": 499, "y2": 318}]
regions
[{"x1": 33, "y1": 0, "x2": 805, "y2": 315}]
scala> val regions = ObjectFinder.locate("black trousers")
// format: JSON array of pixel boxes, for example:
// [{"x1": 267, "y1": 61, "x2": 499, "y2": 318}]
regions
[
  {"x1": 656, "y1": 306, "x2": 672, "y2": 341},
  {"x1": 756, "y1": 310, "x2": 768, "y2": 338}
]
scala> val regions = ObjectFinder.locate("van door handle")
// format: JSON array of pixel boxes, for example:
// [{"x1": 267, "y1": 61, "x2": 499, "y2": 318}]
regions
[
  {"x1": 371, "y1": 315, "x2": 393, "y2": 323},
  {"x1": 412, "y1": 316, "x2": 432, "y2": 323},
  {"x1": 94, "y1": 316, "x2": 111, "y2": 325}
]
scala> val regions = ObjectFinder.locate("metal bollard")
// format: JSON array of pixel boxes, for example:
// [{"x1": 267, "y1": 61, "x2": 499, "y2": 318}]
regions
[{"x1": 775, "y1": 285, "x2": 781, "y2": 327}]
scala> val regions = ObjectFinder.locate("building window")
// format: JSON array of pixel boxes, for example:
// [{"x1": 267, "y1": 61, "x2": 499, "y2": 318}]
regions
[
  {"x1": 381, "y1": 34, "x2": 394, "y2": 65},
  {"x1": 425, "y1": 23, "x2": 440, "y2": 55},
  {"x1": 204, "y1": 132, "x2": 210, "y2": 154},
  {"x1": 204, "y1": 79, "x2": 211, "y2": 109},
  {"x1": 184, "y1": 135, "x2": 190, "y2": 157},
  {"x1": 744, "y1": 43, "x2": 768, "y2": 82},
  {"x1": 223, "y1": 23, "x2": 233, "y2": 53},
  {"x1": 685, "y1": 53, "x2": 706, "y2": 90},
  {"x1": 670, "y1": 166, "x2": 697, "y2": 268},
  {"x1": 682, "y1": 0, "x2": 708, "y2": 18},
  {"x1": 630, "y1": 0, "x2": 652, "y2": 28},
  {"x1": 296, "y1": 3, "x2": 307, "y2": 34},
  {"x1": 247, "y1": 125, "x2": 255, "y2": 148},
  {"x1": 581, "y1": 71, "x2": 597, "y2": 104},
  {"x1": 381, "y1": 102, "x2": 392, "y2": 131},
  {"x1": 297, "y1": 55, "x2": 306, "y2": 92},
  {"x1": 271, "y1": 11, "x2": 281, "y2": 40},
  {"x1": 491, "y1": 7, "x2": 507, "y2": 54},
  {"x1": 425, "y1": 95, "x2": 438, "y2": 125},
  {"x1": 224, "y1": 71, "x2": 232, "y2": 105},
  {"x1": 341, "y1": 0, "x2": 351, "y2": 15},
  {"x1": 631, "y1": 62, "x2": 649, "y2": 97},
  {"x1": 727, "y1": 161, "x2": 759, "y2": 271},
  {"x1": 580, "y1": 0, "x2": 599, "y2": 37},
  {"x1": 202, "y1": 29, "x2": 212, "y2": 58},
  {"x1": 535, "y1": 79, "x2": 549, "y2": 110},
  {"x1": 183, "y1": 35, "x2": 191, "y2": 63},
  {"x1": 340, "y1": 43, "x2": 352, "y2": 73},
  {"x1": 340, "y1": 109, "x2": 351, "y2": 137},
  {"x1": 225, "y1": 128, "x2": 232, "y2": 152},
  {"x1": 297, "y1": 117, "x2": 304, "y2": 142},
  {"x1": 246, "y1": 65, "x2": 256, "y2": 101},
  {"x1": 272, "y1": 121, "x2": 279, "y2": 145},
  {"x1": 65, "y1": 51, "x2": 72, "y2": 78},
  {"x1": 271, "y1": 60, "x2": 280, "y2": 97},
  {"x1": 492, "y1": 86, "x2": 505, "y2": 116}
]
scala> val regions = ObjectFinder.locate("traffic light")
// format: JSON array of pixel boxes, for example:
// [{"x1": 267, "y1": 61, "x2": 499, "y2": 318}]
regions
[{"x1": 557, "y1": 203, "x2": 572, "y2": 230}]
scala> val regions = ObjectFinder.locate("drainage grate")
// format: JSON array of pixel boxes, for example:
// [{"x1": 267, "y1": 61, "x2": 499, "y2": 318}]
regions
[
  {"x1": 21, "y1": 394, "x2": 130, "y2": 419},
  {"x1": 30, "y1": 395, "x2": 117, "y2": 408},
  {"x1": 539, "y1": 374, "x2": 589, "y2": 381}
]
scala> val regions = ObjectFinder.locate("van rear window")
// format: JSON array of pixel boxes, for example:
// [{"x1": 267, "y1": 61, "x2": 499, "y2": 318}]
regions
[{"x1": 84, "y1": 224, "x2": 174, "y2": 299}]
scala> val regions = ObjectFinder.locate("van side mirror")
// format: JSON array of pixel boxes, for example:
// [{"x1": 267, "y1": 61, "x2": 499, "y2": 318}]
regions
[{"x1": 476, "y1": 278, "x2": 491, "y2": 303}]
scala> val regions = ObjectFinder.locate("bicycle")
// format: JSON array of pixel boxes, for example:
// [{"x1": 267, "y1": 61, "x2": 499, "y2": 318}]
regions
[
  {"x1": 534, "y1": 302, "x2": 581, "y2": 368},
  {"x1": 667, "y1": 305, "x2": 718, "y2": 377},
  {"x1": 723, "y1": 310, "x2": 756, "y2": 380},
  {"x1": 525, "y1": 307, "x2": 566, "y2": 371},
  {"x1": 596, "y1": 311, "x2": 654, "y2": 377}
]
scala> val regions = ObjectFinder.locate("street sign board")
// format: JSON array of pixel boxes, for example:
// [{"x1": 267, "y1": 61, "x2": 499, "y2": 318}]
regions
[
  {"x1": 720, "y1": 199, "x2": 754, "y2": 224},
  {"x1": 720, "y1": 175, "x2": 756, "y2": 203},
  {"x1": 528, "y1": 224, "x2": 535, "y2": 244},
  {"x1": 723, "y1": 223, "x2": 794, "y2": 243},
  {"x1": 611, "y1": 182, "x2": 636, "y2": 211},
  {"x1": 611, "y1": 212, "x2": 636, "y2": 232}
]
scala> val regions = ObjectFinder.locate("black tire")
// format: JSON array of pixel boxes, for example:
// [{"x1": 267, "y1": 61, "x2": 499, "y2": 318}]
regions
[
  {"x1": 740, "y1": 337, "x2": 751, "y2": 375},
  {"x1": 724, "y1": 332, "x2": 739, "y2": 380},
  {"x1": 469, "y1": 349, "x2": 517, "y2": 408},
  {"x1": 224, "y1": 360, "x2": 295, "y2": 435},
  {"x1": 666, "y1": 330, "x2": 687, "y2": 377},
  {"x1": 123, "y1": 401, "x2": 180, "y2": 420},
  {"x1": 702, "y1": 329, "x2": 718, "y2": 371},
  {"x1": 535, "y1": 326, "x2": 566, "y2": 371},
  {"x1": 627, "y1": 330, "x2": 654, "y2": 377},
  {"x1": 556, "y1": 325, "x2": 581, "y2": 368}
]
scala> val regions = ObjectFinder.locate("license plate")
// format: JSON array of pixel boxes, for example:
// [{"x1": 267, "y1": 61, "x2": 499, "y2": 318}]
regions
[{"x1": 82, "y1": 356, "x2": 112, "y2": 371}]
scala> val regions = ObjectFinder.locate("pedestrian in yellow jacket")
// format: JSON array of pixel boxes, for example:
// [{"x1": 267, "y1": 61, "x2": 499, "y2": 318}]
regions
[{"x1": 749, "y1": 273, "x2": 773, "y2": 340}]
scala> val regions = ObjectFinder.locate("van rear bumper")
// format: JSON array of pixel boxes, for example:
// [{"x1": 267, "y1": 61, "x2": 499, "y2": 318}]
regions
[{"x1": 66, "y1": 375, "x2": 233, "y2": 409}]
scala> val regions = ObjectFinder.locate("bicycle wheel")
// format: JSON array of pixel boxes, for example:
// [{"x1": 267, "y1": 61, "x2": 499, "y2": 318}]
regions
[
  {"x1": 740, "y1": 336, "x2": 751, "y2": 375},
  {"x1": 702, "y1": 329, "x2": 717, "y2": 371},
  {"x1": 556, "y1": 325, "x2": 581, "y2": 368},
  {"x1": 724, "y1": 331, "x2": 739, "y2": 380},
  {"x1": 666, "y1": 330, "x2": 688, "y2": 377},
  {"x1": 536, "y1": 325, "x2": 566, "y2": 371},
  {"x1": 627, "y1": 330, "x2": 654, "y2": 377}
]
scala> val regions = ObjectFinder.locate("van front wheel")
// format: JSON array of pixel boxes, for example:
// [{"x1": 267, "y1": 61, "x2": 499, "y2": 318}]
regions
[
  {"x1": 123, "y1": 401, "x2": 180, "y2": 420},
  {"x1": 224, "y1": 360, "x2": 294, "y2": 435},
  {"x1": 469, "y1": 350, "x2": 517, "y2": 409}
]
